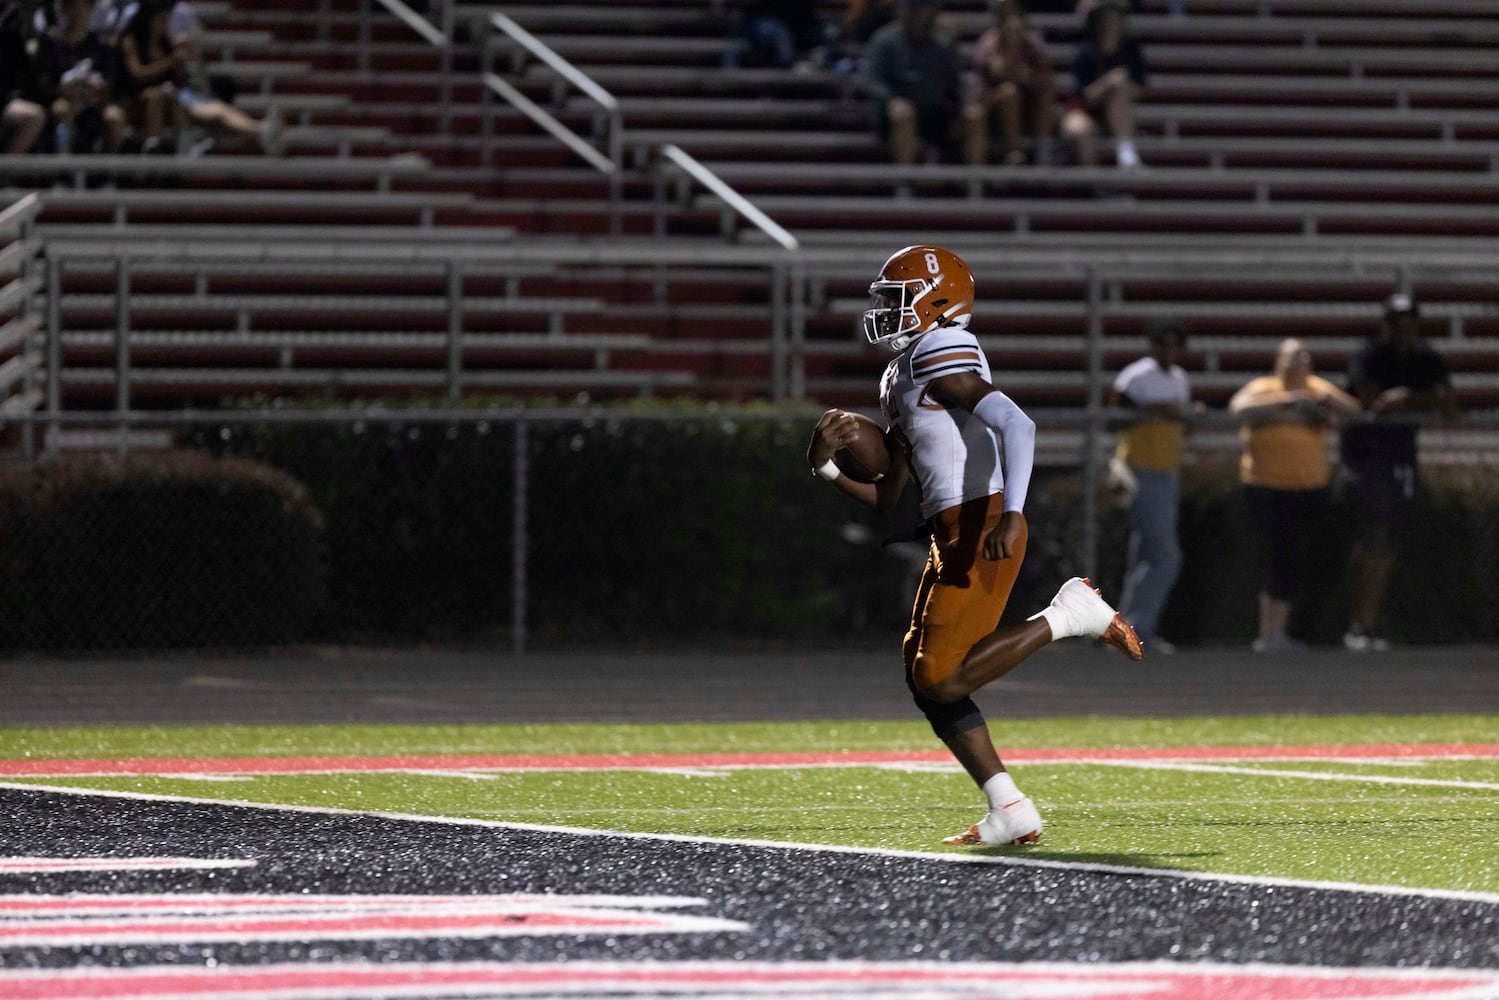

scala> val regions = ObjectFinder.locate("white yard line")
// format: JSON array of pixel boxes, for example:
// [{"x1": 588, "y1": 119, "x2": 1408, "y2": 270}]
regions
[
  {"x1": 5, "y1": 779, "x2": 1499, "y2": 908},
  {"x1": 1097, "y1": 760, "x2": 1499, "y2": 792}
]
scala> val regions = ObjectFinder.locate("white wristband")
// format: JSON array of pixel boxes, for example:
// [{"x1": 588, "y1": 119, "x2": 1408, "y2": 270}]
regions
[{"x1": 812, "y1": 458, "x2": 841, "y2": 481}]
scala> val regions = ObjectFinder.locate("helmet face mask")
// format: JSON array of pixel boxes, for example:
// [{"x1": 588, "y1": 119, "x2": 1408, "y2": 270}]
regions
[
  {"x1": 862, "y1": 279, "x2": 925, "y2": 347},
  {"x1": 862, "y1": 245, "x2": 974, "y2": 351}
]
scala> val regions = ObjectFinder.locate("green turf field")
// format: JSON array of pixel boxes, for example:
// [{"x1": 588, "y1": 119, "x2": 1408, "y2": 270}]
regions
[{"x1": 2, "y1": 714, "x2": 1496, "y2": 896}]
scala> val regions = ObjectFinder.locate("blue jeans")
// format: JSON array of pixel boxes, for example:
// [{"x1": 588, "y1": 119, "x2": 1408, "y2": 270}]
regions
[{"x1": 1119, "y1": 468, "x2": 1182, "y2": 642}]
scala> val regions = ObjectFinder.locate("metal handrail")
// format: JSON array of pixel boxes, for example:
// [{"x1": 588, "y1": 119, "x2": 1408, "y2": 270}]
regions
[
  {"x1": 0, "y1": 194, "x2": 45, "y2": 453},
  {"x1": 358, "y1": 0, "x2": 454, "y2": 134},
  {"x1": 656, "y1": 144, "x2": 799, "y2": 252},
  {"x1": 482, "y1": 73, "x2": 613, "y2": 175},
  {"x1": 484, "y1": 12, "x2": 623, "y2": 234},
  {"x1": 490, "y1": 13, "x2": 618, "y2": 112},
  {"x1": 0, "y1": 192, "x2": 41, "y2": 237},
  {"x1": 373, "y1": 0, "x2": 444, "y2": 46}
]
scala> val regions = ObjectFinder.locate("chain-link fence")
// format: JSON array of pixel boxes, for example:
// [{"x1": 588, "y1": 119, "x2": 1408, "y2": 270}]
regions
[{"x1": 2, "y1": 407, "x2": 1498, "y2": 653}]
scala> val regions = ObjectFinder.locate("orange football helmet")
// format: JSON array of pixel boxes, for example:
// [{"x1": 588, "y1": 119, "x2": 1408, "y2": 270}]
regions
[{"x1": 862, "y1": 244, "x2": 975, "y2": 351}]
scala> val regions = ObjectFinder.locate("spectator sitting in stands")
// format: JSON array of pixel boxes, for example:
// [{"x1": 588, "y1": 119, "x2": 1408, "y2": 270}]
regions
[
  {"x1": 155, "y1": 0, "x2": 286, "y2": 155},
  {"x1": 1061, "y1": 0, "x2": 1146, "y2": 169},
  {"x1": 863, "y1": 0, "x2": 978, "y2": 169},
  {"x1": 964, "y1": 0, "x2": 1055, "y2": 166},
  {"x1": 1, "y1": 1, "x2": 47, "y2": 153},
  {"x1": 115, "y1": 0, "x2": 179, "y2": 152},
  {"x1": 728, "y1": 0, "x2": 834, "y2": 72},
  {"x1": 29, "y1": 0, "x2": 129, "y2": 154}
]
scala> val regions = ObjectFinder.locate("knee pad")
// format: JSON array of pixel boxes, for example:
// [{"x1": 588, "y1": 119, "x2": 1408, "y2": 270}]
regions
[{"x1": 910, "y1": 688, "x2": 985, "y2": 743}]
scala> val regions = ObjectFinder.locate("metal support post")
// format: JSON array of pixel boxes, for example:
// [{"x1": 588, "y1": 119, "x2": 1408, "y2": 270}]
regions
[
  {"x1": 479, "y1": 39, "x2": 493, "y2": 168},
  {"x1": 439, "y1": 43, "x2": 453, "y2": 136},
  {"x1": 357, "y1": 0, "x2": 371, "y2": 74},
  {"x1": 789, "y1": 259, "x2": 807, "y2": 400},
  {"x1": 445, "y1": 260, "x2": 463, "y2": 400},
  {"x1": 652, "y1": 163, "x2": 666, "y2": 239},
  {"x1": 770, "y1": 261, "x2": 787, "y2": 400},
  {"x1": 1081, "y1": 267, "x2": 1104, "y2": 579},
  {"x1": 511, "y1": 416, "x2": 529, "y2": 655},
  {"x1": 45, "y1": 255, "x2": 61, "y2": 454},
  {"x1": 114, "y1": 257, "x2": 131, "y2": 416}
]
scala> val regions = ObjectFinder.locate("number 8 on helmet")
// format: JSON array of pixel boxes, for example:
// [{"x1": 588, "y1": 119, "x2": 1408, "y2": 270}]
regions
[{"x1": 861, "y1": 244, "x2": 976, "y2": 353}]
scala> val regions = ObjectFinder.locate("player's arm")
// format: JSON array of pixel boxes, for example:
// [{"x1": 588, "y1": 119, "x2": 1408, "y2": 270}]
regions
[
  {"x1": 926, "y1": 371, "x2": 1035, "y2": 560},
  {"x1": 806, "y1": 409, "x2": 910, "y2": 511}
]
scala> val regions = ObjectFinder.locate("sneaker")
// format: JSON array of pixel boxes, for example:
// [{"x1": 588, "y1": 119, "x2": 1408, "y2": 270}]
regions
[
  {"x1": 1115, "y1": 139, "x2": 1143, "y2": 170},
  {"x1": 942, "y1": 795, "x2": 1043, "y2": 846},
  {"x1": 1031, "y1": 577, "x2": 1144, "y2": 661},
  {"x1": 1252, "y1": 633, "x2": 1307, "y2": 654},
  {"x1": 1343, "y1": 628, "x2": 1389, "y2": 653}
]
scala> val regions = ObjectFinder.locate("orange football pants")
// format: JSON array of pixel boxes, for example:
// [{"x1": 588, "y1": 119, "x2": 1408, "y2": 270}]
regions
[{"x1": 903, "y1": 493, "x2": 1029, "y2": 695}]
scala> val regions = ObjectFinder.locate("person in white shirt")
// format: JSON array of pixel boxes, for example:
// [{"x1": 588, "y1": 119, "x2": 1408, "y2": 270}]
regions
[
  {"x1": 1105, "y1": 319, "x2": 1195, "y2": 652},
  {"x1": 806, "y1": 244, "x2": 1142, "y2": 849}
]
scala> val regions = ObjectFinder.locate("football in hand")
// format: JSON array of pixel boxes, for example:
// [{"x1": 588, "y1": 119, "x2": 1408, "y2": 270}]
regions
[{"x1": 834, "y1": 413, "x2": 890, "y2": 483}]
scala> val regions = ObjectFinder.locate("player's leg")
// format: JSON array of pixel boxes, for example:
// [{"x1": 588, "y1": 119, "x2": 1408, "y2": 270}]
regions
[
  {"x1": 906, "y1": 678, "x2": 1043, "y2": 847},
  {"x1": 933, "y1": 718, "x2": 1043, "y2": 847},
  {"x1": 903, "y1": 543, "x2": 1042, "y2": 846},
  {"x1": 907, "y1": 497, "x2": 1047, "y2": 704},
  {"x1": 913, "y1": 501, "x2": 1140, "y2": 706}
]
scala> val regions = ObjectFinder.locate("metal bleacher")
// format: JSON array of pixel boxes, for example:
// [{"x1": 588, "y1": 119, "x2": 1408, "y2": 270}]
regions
[{"x1": 2, "y1": 0, "x2": 1497, "y2": 430}]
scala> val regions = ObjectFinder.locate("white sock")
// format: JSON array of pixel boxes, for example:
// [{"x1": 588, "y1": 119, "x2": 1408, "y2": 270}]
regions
[
  {"x1": 983, "y1": 771, "x2": 1023, "y2": 811},
  {"x1": 1028, "y1": 604, "x2": 1070, "y2": 641},
  {"x1": 1116, "y1": 139, "x2": 1141, "y2": 167}
]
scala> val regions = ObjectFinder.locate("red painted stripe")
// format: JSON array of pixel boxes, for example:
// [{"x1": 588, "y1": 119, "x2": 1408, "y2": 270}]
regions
[
  {"x1": 1, "y1": 744, "x2": 1495, "y2": 778},
  {"x1": 2, "y1": 961, "x2": 1497, "y2": 1000}
]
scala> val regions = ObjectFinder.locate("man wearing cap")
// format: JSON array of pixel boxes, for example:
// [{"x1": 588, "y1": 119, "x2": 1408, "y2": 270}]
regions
[{"x1": 1339, "y1": 293, "x2": 1459, "y2": 652}]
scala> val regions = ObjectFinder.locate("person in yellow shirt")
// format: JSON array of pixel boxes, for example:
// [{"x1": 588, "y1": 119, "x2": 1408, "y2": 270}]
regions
[
  {"x1": 1229, "y1": 339, "x2": 1360, "y2": 652},
  {"x1": 1106, "y1": 319, "x2": 1197, "y2": 653}
]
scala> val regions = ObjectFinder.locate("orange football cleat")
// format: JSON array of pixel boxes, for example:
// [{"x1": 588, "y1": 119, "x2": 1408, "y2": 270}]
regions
[
  {"x1": 1101, "y1": 611, "x2": 1145, "y2": 662},
  {"x1": 942, "y1": 823, "x2": 1040, "y2": 847}
]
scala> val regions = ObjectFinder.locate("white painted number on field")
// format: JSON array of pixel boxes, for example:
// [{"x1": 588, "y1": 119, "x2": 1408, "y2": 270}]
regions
[{"x1": 0, "y1": 893, "x2": 748, "y2": 948}]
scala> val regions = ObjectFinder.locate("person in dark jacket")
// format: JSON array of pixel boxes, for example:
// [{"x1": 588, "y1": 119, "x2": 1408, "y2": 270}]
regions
[
  {"x1": 862, "y1": 0, "x2": 977, "y2": 166},
  {"x1": 1338, "y1": 293, "x2": 1459, "y2": 651}
]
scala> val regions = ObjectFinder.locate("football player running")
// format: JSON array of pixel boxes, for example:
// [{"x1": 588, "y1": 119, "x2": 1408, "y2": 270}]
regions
[{"x1": 807, "y1": 245, "x2": 1143, "y2": 847}]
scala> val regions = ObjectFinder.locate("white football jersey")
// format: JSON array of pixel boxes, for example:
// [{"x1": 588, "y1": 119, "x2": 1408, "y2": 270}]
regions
[{"x1": 879, "y1": 328, "x2": 1006, "y2": 519}]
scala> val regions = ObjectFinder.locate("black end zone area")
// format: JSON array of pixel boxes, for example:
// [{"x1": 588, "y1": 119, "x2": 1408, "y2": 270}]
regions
[{"x1": 2, "y1": 787, "x2": 1498, "y2": 975}]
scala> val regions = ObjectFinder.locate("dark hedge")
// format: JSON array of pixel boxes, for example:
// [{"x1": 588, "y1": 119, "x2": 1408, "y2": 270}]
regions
[
  {"x1": 0, "y1": 450, "x2": 326, "y2": 649},
  {"x1": 6, "y1": 411, "x2": 1492, "y2": 650}
]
